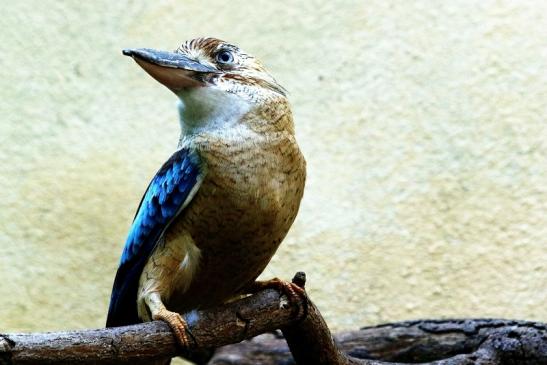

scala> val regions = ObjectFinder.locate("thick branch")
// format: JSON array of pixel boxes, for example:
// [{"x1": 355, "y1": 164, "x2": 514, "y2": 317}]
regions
[
  {"x1": 0, "y1": 289, "x2": 298, "y2": 364},
  {"x1": 212, "y1": 319, "x2": 547, "y2": 364},
  {"x1": 278, "y1": 284, "x2": 547, "y2": 365},
  {"x1": 0, "y1": 272, "x2": 545, "y2": 365}
]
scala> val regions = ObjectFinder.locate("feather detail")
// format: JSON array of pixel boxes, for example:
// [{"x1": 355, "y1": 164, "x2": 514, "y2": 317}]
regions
[{"x1": 106, "y1": 147, "x2": 204, "y2": 327}]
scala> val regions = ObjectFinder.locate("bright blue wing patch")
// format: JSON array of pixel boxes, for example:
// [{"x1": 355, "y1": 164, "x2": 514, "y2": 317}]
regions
[
  {"x1": 106, "y1": 147, "x2": 203, "y2": 327},
  {"x1": 121, "y1": 150, "x2": 200, "y2": 265}
]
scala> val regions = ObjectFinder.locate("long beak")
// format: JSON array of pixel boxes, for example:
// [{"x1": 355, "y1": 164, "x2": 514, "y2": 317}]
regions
[{"x1": 122, "y1": 48, "x2": 217, "y2": 91}]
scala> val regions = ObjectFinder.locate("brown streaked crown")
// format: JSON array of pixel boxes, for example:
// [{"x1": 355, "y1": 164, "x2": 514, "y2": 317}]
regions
[{"x1": 175, "y1": 38, "x2": 287, "y2": 98}]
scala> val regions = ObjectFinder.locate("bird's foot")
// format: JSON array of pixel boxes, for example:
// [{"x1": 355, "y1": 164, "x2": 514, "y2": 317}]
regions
[
  {"x1": 248, "y1": 277, "x2": 306, "y2": 306},
  {"x1": 153, "y1": 308, "x2": 189, "y2": 348}
]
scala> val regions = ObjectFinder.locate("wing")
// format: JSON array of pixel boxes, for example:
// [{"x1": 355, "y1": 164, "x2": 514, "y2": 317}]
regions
[{"x1": 106, "y1": 147, "x2": 204, "y2": 327}]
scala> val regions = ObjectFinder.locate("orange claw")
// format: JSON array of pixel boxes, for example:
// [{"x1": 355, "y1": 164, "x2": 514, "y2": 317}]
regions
[
  {"x1": 248, "y1": 277, "x2": 306, "y2": 306},
  {"x1": 153, "y1": 308, "x2": 189, "y2": 348}
]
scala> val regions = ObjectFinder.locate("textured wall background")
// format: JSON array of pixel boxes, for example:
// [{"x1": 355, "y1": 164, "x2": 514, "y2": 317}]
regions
[{"x1": 1, "y1": 0, "x2": 546, "y2": 351}]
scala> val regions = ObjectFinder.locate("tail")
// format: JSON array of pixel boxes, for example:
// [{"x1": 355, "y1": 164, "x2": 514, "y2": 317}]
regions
[{"x1": 106, "y1": 257, "x2": 147, "y2": 327}]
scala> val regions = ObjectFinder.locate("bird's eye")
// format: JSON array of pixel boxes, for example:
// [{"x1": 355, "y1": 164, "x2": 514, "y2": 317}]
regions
[{"x1": 216, "y1": 50, "x2": 234, "y2": 64}]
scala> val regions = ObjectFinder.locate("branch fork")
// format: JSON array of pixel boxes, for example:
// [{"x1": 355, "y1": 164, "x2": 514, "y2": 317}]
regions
[{"x1": 0, "y1": 272, "x2": 545, "y2": 365}]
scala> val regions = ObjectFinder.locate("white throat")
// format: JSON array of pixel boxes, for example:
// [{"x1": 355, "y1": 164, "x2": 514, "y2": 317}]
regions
[{"x1": 177, "y1": 87, "x2": 252, "y2": 135}]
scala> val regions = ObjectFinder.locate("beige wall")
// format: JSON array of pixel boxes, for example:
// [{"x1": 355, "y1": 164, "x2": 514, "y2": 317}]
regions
[{"x1": 1, "y1": 0, "x2": 546, "y2": 343}]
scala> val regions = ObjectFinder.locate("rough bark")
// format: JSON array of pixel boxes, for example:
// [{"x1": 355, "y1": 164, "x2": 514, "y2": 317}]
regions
[
  {"x1": 0, "y1": 288, "x2": 296, "y2": 365},
  {"x1": 212, "y1": 319, "x2": 547, "y2": 365},
  {"x1": 0, "y1": 272, "x2": 545, "y2": 364}
]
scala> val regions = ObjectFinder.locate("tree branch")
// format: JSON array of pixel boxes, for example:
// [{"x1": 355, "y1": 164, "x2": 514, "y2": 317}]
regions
[
  {"x1": 0, "y1": 288, "x2": 298, "y2": 364},
  {"x1": 213, "y1": 319, "x2": 547, "y2": 364},
  {"x1": 0, "y1": 272, "x2": 545, "y2": 364}
]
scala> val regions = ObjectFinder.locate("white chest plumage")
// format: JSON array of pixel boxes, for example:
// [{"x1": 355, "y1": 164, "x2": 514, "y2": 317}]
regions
[{"x1": 177, "y1": 87, "x2": 252, "y2": 136}]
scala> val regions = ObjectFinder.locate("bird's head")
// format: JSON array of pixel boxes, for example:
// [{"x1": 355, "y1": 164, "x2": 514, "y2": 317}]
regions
[{"x1": 123, "y1": 38, "x2": 291, "y2": 134}]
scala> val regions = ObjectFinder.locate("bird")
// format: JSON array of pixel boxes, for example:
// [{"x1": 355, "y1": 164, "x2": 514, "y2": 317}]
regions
[{"x1": 106, "y1": 37, "x2": 306, "y2": 356}]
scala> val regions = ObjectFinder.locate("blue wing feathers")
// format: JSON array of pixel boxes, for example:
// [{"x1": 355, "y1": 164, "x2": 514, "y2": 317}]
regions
[{"x1": 106, "y1": 148, "x2": 202, "y2": 327}]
